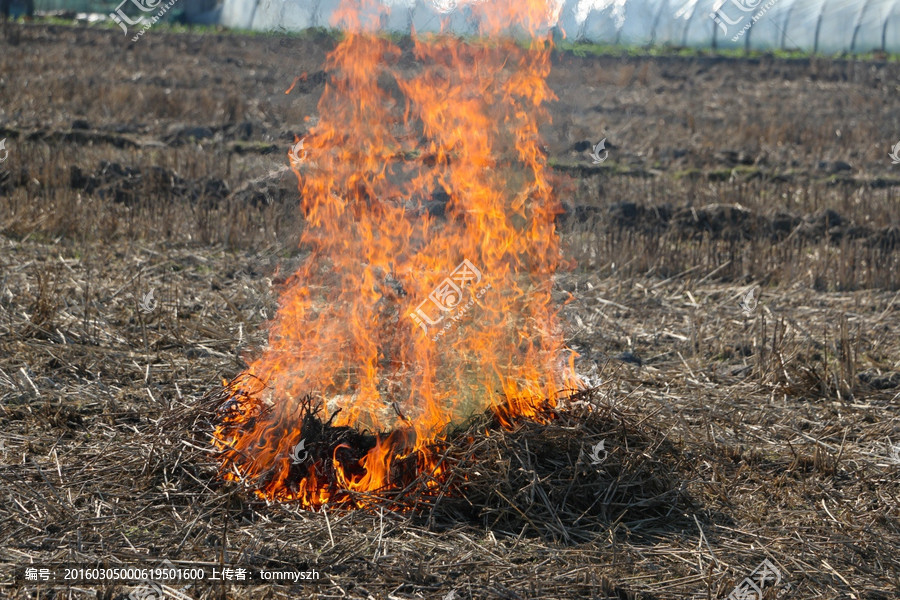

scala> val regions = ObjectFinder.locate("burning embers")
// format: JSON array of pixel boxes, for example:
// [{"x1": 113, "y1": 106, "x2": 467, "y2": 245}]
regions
[
  {"x1": 212, "y1": 0, "x2": 579, "y2": 509},
  {"x1": 216, "y1": 393, "x2": 431, "y2": 507}
]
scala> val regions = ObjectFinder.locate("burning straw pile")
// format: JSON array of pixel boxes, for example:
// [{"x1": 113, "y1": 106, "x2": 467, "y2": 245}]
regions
[
  {"x1": 207, "y1": 0, "x2": 594, "y2": 514},
  {"x1": 202, "y1": 383, "x2": 690, "y2": 542}
]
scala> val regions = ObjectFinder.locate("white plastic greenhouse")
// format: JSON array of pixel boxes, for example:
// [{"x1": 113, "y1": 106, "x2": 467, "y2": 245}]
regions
[
  {"x1": 31, "y1": 0, "x2": 899, "y2": 52},
  {"x1": 216, "y1": 0, "x2": 900, "y2": 53}
]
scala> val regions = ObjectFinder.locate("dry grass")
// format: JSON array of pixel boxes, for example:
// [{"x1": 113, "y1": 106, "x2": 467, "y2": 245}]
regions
[{"x1": 0, "y1": 20, "x2": 899, "y2": 600}]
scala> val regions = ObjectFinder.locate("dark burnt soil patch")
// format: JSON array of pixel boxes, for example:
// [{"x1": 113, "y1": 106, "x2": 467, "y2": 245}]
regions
[
  {"x1": 560, "y1": 201, "x2": 900, "y2": 251},
  {"x1": 69, "y1": 161, "x2": 230, "y2": 206}
]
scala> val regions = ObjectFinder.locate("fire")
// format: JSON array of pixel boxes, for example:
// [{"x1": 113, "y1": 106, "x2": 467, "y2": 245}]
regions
[{"x1": 213, "y1": 0, "x2": 580, "y2": 509}]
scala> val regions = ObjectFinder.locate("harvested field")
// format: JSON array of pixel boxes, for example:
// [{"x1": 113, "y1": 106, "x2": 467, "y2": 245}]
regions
[{"x1": 1, "y1": 21, "x2": 899, "y2": 600}]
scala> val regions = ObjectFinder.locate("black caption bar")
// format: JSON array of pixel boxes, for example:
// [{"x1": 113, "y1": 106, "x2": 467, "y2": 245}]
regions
[{"x1": 15, "y1": 564, "x2": 322, "y2": 586}]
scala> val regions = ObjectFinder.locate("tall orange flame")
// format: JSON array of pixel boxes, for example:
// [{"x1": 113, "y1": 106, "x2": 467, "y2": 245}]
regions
[{"x1": 214, "y1": 0, "x2": 579, "y2": 508}]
